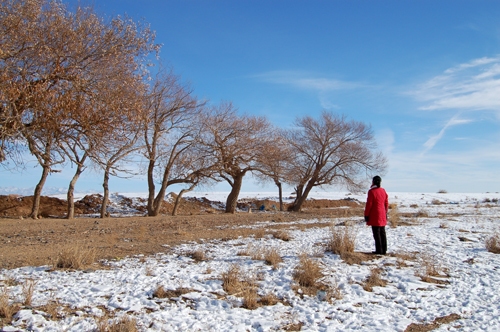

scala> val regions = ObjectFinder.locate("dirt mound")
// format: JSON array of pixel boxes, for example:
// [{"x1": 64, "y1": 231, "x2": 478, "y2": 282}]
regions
[{"x1": 0, "y1": 193, "x2": 360, "y2": 218}]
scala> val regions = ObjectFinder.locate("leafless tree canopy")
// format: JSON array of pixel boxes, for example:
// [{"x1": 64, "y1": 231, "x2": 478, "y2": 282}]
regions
[
  {"x1": 197, "y1": 102, "x2": 274, "y2": 213},
  {"x1": 0, "y1": 0, "x2": 158, "y2": 218},
  {"x1": 1, "y1": 1, "x2": 389, "y2": 217},
  {"x1": 285, "y1": 111, "x2": 387, "y2": 211}
]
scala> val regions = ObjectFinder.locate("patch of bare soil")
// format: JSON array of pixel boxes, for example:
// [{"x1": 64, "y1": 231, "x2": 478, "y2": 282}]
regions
[{"x1": 0, "y1": 194, "x2": 363, "y2": 269}]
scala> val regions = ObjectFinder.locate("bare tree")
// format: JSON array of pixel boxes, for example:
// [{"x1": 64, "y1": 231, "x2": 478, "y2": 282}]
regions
[
  {"x1": 285, "y1": 111, "x2": 387, "y2": 212},
  {"x1": 0, "y1": 0, "x2": 158, "y2": 218},
  {"x1": 253, "y1": 131, "x2": 294, "y2": 211},
  {"x1": 197, "y1": 102, "x2": 273, "y2": 213},
  {"x1": 142, "y1": 69, "x2": 206, "y2": 216}
]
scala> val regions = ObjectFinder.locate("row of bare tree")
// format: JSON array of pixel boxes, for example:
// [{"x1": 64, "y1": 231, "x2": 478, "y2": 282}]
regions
[{"x1": 1, "y1": 0, "x2": 387, "y2": 219}]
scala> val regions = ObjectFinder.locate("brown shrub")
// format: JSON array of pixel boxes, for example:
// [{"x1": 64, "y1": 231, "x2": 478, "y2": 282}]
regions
[
  {"x1": 55, "y1": 244, "x2": 98, "y2": 270},
  {"x1": 362, "y1": 267, "x2": 387, "y2": 292},
  {"x1": 0, "y1": 287, "x2": 20, "y2": 326},
  {"x1": 22, "y1": 279, "x2": 36, "y2": 306},
  {"x1": 273, "y1": 230, "x2": 291, "y2": 241},
  {"x1": 388, "y1": 205, "x2": 401, "y2": 228},
  {"x1": 264, "y1": 248, "x2": 283, "y2": 269},
  {"x1": 293, "y1": 253, "x2": 323, "y2": 289},
  {"x1": 189, "y1": 250, "x2": 206, "y2": 262},
  {"x1": 259, "y1": 292, "x2": 279, "y2": 306},
  {"x1": 327, "y1": 221, "x2": 357, "y2": 255},
  {"x1": 97, "y1": 315, "x2": 137, "y2": 332},
  {"x1": 485, "y1": 232, "x2": 500, "y2": 254}
]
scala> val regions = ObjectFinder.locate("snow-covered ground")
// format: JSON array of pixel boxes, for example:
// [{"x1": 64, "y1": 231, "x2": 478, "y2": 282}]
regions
[{"x1": 1, "y1": 191, "x2": 500, "y2": 331}]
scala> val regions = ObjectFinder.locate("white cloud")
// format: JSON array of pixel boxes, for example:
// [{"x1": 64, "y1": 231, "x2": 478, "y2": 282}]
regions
[
  {"x1": 254, "y1": 70, "x2": 360, "y2": 92},
  {"x1": 421, "y1": 114, "x2": 473, "y2": 155},
  {"x1": 414, "y1": 56, "x2": 500, "y2": 112}
]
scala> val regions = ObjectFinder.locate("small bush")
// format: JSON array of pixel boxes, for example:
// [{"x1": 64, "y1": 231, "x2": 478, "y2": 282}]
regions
[
  {"x1": 362, "y1": 267, "x2": 387, "y2": 292},
  {"x1": 55, "y1": 245, "x2": 98, "y2": 270},
  {"x1": 259, "y1": 292, "x2": 279, "y2": 306},
  {"x1": 22, "y1": 279, "x2": 36, "y2": 306},
  {"x1": 292, "y1": 253, "x2": 323, "y2": 289},
  {"x1": 437, "y1": 189, "x2": 448, "y2": 194},
  {"x1": 485, "y1": 232, "x2": 500, "y2": 254},
  {"x1": 416, "y1": 252, "x2": 448, "y2": 283},
  {"x1": 189, "y1": 250, "x2": 206, "y2": 262},
  {"x1": 388, "y1": 205, "x2": 401, "y2": 228},
  {"x1": 98, "y1": 315, "x2": 138, "y2": 332},
  {"x1": 327, "y1": 221, "x2": 357, "y2": 255},
  {"x1": 273, "y1": 230, "x2": 291, "y2": 241},
  {"x1": 264, "y1": 248, "x2": 283, "y2": 269},
  {"x1": 0, "y1": 287, "x2": 20, "y2": 326}
]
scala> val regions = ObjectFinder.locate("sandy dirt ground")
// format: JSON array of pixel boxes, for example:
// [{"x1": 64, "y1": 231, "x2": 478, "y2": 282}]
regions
[{"x1": 0, "y1": 195, "x2": 362, "y2": 269}]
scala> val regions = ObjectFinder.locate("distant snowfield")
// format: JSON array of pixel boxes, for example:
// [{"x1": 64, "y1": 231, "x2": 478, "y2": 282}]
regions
[{"x1": 1, "y1": 191, "x2": 500, "y2": 331}]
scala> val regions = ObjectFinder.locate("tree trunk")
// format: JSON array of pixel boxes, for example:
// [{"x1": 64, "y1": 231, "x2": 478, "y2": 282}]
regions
[
  {"x1": 66, "y1": 163, "x2": 85, "y2": 219},
  {"x1": 146, "y1": 159, "x2": 156, "y2": 216},
  {"x1": 291, "y1": 182, "x2": 314, "y2": 212},
  {"x1": 225, "y1": 173, "x2": 244, "y2": 213},
  {"x1": 277, "y1": 182, "x2": 284, "y2": 212},
  {"x1": 172, "y1": 183, "x2": 197, "y2": 216},
  {"x1": 30, "y1": 165, "x2": 50, "y2": 219},
  {"x1": 100, "y1": 166, "x2": 111, "y2": 218}
]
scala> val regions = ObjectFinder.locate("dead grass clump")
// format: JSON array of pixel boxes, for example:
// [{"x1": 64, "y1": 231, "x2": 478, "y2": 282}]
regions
[
  {"x1": 327, "y1": 221, "x2": 357, "y2": 255},
  {"x1": 437, "y1": 189, "x2": 448, "y2": 194},
  {"x1": 362, "y1": 267, "x2": 387, "y2": 292},
  {"x1": 415, "y1": 209, "x2": 429, "y2": 218},
  {"x1": 273, "y1": 230, "x2": 291, "y2": 241},
  {"x1": 259, "y1": 292, "x2": 279, "y2": 306},
  {"x1": 388, "y1": 204, "x2": 401, "y2": 228},
  {"x1": 152, "y1": 285, "x2": 192, "y2": 299},
  {"x1": 264, "y1": 248, "x2": 283, "y2": 269},
  {"x1": 253, "y1": 228, "x2": 266, "y2": 239},
  {"x1": 22, "y1": 279, "x2": 37, "y2": 306},
  {"x1": 189, "y1": 250, "x2": 207, "y2": 262},
  {"x1": 97, "y1": 315, "x2": 138, "y2": 332},
  {"x1": 55, "y1": 245, "x2": 98, "y2": 270},
  {"x1": 431, "y1": 199, "x2": 445, "y2": 205},
  {"x1": 485, "y1": 232, "x2": 500, "y2": 254},
  {"x1": 439, "y1": 222, "x2": 448, "y2": 229},
  {"x1": 395, "y1": 251, "x2": 418, "y2": 268},
  {"x1": 416, "y1": 252, "x2": 449, "y2": 284},
  {"x1": 292, "y1": 253, "x2": 324, "y2": 294},
  {"x1": 220, "y1": 264, "x2": 259, "y2": 309},
  {"x1": 404, "y1": 313, "x2": 460, "y2": 332},
  {"x1": 0, "y1": 287, "x2": 20, "y2": 326}
]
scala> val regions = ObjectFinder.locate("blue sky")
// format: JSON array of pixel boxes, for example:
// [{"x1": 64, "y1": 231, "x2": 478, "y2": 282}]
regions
[{"x1": 2, "y1": 0, "x2": 500, "y2": 194}]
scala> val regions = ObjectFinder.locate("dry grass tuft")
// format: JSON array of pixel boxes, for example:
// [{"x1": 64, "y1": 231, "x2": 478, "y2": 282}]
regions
[
  {"x1": 327, "y1": 221, "x2": 357, "y2": 256},
  {"x1": 22, "y1": 279, "x2": 37, "y2": 306},
  {"x1": 362, "y1": 267, "x2": 387, "y2": 292},
  {"x1": 97, "y1": 314, "x2": 138, "y2": 332},
  {"x1": 395, "y1": 251, "x2": 418, "y2": 268},
  {"x1": 273, "y1": 230, "x2": 291, "y2": 241},
  {"x1": 259, "y1": 292, "x2": 279, "y2": 306},
  {"x1": 485, "y1": 232, "x2": 500, "y2": 254},
  {"x1": 416, "y1": 252, "x2": 449, "y2": 284},
  {"x1": 220, "y1": 264, "x2": 260, "y2": 309},
  {"x1": 189, "y1": 250, "x2": 207, "y2": 262},
  {"x1": 388, "y1": 204, "x2": 401, "y2": 228},
  {"x1": 0, "y1": 287, "x2": 20, "y2": 326},
  {"x1": 153, "y1": 285, "x2": 192, "y2": 299},
  {"x1": 55, "y1": 244, "x2": 98, "y2": 270},
  {"x1": 292, "y1": 253, "x2": 324, "y2": 294},
  {"x1": 264, "y1": 248, "x2": 283, "y2": 269}
]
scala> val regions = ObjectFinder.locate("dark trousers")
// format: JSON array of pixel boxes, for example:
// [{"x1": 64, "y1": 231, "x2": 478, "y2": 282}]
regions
[{"x1": 371, "y1": 226, "x2": 387, "y2": 254}]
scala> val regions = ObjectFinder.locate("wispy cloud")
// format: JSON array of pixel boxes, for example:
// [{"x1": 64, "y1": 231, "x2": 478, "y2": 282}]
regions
[
  {"x1": 254, "y1": 70, "x2": 360, "y2": 92},
  {"x1": 253, "y1": 70, "x2": 362, "y2": 109},
  {"x1": 413, "y1": 56, "x2": 500, "y2": 112},
  {"x1": 421, "y1": 114, "x2": 474, "y2": 155}
]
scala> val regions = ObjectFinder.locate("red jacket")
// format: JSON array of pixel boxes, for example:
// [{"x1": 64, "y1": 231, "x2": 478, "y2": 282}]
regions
[{"x1": 364, "y1": 187, "x2": 388, "y2": 226}]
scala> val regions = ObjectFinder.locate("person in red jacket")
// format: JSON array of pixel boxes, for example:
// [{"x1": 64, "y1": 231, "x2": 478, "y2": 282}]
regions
[{"x1": 364, "y1": 175, "x2": 389, "y2": 255}]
